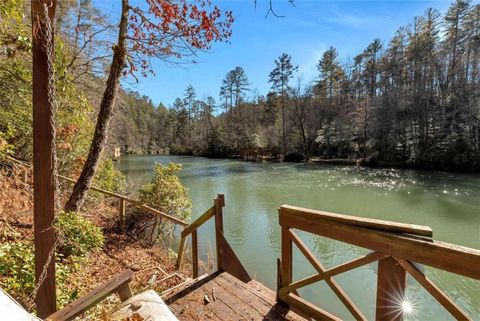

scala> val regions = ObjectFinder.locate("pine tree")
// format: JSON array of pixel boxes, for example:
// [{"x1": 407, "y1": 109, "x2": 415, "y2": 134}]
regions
[{"x1": 268, "y1": 53, "x2": 298, "y2": 155}]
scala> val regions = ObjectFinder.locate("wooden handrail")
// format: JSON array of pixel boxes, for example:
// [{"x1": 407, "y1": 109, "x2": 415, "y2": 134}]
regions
[
  {"x1": 57, "y1": 175, "x2": 187, "y2": 227},
  {"x1": 174, "y1": 194, "x2": 250, "y2": 283},
  {"x1": 2, "y1": 157, "x2": 188, "y2": 227},
  {"x1": 281, "y1": 205, "x2": 433, "y2": 237},
  {"x1": 46, "y1": 269, "x2": 133, "y2": 321},
  {"x1": 181, "y1": 206, "x2": 215, "y2": 237},
  {"x1": 279, "y1": 207, "x2": 480, "y2": 279},
  {"x1": 175, "y1": 204, "x2": 217, "y2": 276},
  {"x1": 277, "y1": 205, "x2": 480, "y2": 321}
]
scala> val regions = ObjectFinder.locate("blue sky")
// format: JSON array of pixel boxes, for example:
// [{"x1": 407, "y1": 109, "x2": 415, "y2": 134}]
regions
[{"x1": 96, "y1": 0, "x2": 455, "y2": 107}]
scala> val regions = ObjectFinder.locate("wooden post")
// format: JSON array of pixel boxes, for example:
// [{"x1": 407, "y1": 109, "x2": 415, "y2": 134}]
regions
[
  {"x1": 280, "y1": 225, "x2": 292, "y2": 289},
  {"x1": 119, "y1": 198, "x2": 125, "y2": 230},
  {"x1": 214, "y1": 194, "x2": 225, "y2": 271},
  {"x1": 192, "y1": 230, "x2": 198, "y2": 278},
  {"x1": 175, "y1": 235, "x2": 186, "y2": 269},
  {"x1": 276, "y1": 258, "x2": 283, "y2": 301},
  {"x1": 32, "y1": 0, "x2": 57, "y2": 317},
  {"x1": 375, "y1": 257, "x2": 406, "y2": 321}
]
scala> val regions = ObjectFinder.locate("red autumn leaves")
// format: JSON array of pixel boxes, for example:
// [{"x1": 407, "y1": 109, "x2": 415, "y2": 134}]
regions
[{"x1": 127, "y1": 0, "x2": 234, "y2": 77}]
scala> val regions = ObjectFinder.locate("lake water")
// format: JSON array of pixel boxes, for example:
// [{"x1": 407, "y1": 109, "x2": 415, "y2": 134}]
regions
[{"x1": 116, "y1": 155, "x2": 480, "y2": 320}]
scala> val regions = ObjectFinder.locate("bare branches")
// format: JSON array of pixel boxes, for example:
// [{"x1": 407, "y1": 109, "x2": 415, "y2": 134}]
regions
[{"x1": 254, "y1": 0, "x2": 295, "y2": 18}]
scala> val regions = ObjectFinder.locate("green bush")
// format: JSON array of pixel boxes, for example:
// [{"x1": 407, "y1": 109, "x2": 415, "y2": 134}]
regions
[
  {"x1": 55, "y1": 212, "x2": 104, "y2": 258},
  {"x1": 0, "y1": 241, "x2": 35, "y2": 294},
  {"x1": 133, "y1": 163, "x2": 191, "y2": 243},
  {"x1": 94, "y1": 158, "x2": 126, "y2": 193},
  {"x1": 0, "y1": 239, "x2": 79, "y2": 308},
  {"x1": 139, "y1": 162, "x2": 192, "y2": 222}
]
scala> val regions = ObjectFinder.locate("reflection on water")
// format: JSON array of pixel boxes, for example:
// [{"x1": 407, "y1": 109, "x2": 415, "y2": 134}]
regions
[{"x1": 117, "y1": 155, "x2": 480, "y2": 320}]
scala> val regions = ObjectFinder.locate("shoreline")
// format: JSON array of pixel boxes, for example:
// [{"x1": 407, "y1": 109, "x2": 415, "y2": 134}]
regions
[{"x1": 116, "y1": 153, "x2": 480, "y2": 174}]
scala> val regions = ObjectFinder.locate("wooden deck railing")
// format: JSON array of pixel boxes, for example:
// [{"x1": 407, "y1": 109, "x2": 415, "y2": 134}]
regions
[
  {"x1": 277, "y1": 205, "x2": 480, "y2": 321},
  {"x1": 57, "y1": 175, "x2": 188, "y2": 228},
  {"x1": 4, "y1": 156, "x2": 188, "y2": 228},
  {"x1": 175, "y1": 194, "x2": 251, "y2": 282}
]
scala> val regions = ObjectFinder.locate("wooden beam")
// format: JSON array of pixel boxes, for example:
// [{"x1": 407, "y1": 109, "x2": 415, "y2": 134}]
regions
[
  {"x1": 276, "y1": 258, "x2": 282, "y2": 301},
  {"x1": 280, "y1": 252, "x2": 386, "y2": 297},
  {"x1": 216, "y1": 232, "x2": 251, "y2": 283},
  {"x1": 394, "y1": 258, "x2": 472, "y2": 320},
  {"x1": 375, "y1": 257, "x2": 406, "y2": 321},
  {"x1": 281, "y1": 293, "x2": 341, "y2": 321},
  {"x1": 181, "y1": 206, "x2": 215, "y2": 237},
  {"x1": 175, "y1": 235, "x2": 187, "y2": 269},
  {"x1": 279, "y1": 210, "x2": 480, "y2": 280},
  {"x1": 326, "y1": 252, "x2": 387, "y2": 277},
  {"x1": 280, "y1": 225, "x2": 292, "y2": 288},
  {"x1": 46, "y1": 270, "x2": 133, "y2": 321},
  {"x1": 287, "y1": 229, "x2": 367, "y2": 321},
  {"x1": 32, "y1": 0, "x2": 57, "y2": 317},
  {"x1": 118, "y1": 198, "x2": 125, "y2": 230},
  {"x1": 192, "y1": 230, "x2": 198, "y2": 278},
  {"x1": 214, "y1": 194, "x2": 225, "y2": 271},
  {"x1": 58, "y1": 175, "x2": 187, "y2": 226},
  {"x1": 281, "y1": 205, "x2": 433, "y2": 237}
]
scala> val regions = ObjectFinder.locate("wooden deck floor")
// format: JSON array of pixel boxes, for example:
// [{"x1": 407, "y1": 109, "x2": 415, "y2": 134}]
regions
[{"x1": 164, "y1": 272, "x2": 305, "y2": 321}]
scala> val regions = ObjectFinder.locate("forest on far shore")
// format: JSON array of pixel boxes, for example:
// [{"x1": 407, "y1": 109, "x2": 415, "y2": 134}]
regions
[
  {"x1": 111, "y1": 1, "x2": 480, "y2": 171},
  {"x1": 1, "y1": 0, "x2": 479, "y2": 171}
]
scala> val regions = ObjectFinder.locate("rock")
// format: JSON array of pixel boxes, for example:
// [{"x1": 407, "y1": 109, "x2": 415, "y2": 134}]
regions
[{"x1": 111, "y1": 290, "x2": 179, "y2": 321}]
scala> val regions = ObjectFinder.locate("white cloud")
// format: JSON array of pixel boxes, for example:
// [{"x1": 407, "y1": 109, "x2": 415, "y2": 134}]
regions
[
  {"x1": 297, "y1": 45, "x2": 329, "y2": 83},
  {"x1": 325, "y1": 8, "x2": 387, "y2": 28}
]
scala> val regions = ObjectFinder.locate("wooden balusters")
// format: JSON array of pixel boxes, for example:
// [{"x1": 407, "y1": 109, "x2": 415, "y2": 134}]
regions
[{"x1": 276, "y1": 205, "x2": 480, "y2": 321}]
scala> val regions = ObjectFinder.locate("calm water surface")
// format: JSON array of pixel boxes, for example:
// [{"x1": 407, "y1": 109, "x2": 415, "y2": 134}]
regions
[{"x1": 117, "y1": 155, "x2": 480, "y2": 320}]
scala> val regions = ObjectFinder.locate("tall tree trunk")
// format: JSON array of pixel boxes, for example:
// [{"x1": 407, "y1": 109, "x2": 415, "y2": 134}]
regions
[{"x1": 64, "y1": 0, "x2": 129, "y2": 213}]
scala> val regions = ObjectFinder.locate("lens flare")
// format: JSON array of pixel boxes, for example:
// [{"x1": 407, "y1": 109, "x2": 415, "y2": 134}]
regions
[{"x1": 401, "y1": 301, "x2": 413, "y2": 314}]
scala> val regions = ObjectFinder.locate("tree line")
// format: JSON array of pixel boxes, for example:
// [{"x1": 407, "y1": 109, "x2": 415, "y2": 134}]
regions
[{"x1": 115, "y1": 0, "x2": 479, "y2": 171}]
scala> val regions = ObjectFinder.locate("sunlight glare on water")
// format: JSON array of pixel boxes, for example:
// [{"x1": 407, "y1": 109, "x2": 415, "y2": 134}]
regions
[{"x1": 117, "y1": 155, "x2": 480, "y2": 320}]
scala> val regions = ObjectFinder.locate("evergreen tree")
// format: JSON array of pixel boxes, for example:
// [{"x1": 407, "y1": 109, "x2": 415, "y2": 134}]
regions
[{"x1": 268, "y1": 53, "x2": 298, "y2": 155}]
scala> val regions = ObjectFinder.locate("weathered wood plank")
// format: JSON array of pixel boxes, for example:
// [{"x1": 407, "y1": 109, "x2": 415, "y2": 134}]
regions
[
  {"x1": 279, "y1": 211, "x2": 480, "y2": 280},
  {"x1": 180, "y1": 206, "x2": 215, "y2": 237},
  {"x1": 175, "y1": 235, "x2": 186, "y2": 269},
  {"x1": 165, "y1": 272, "x2": 305, "y2": 321},
  {"x1": 47, "y1": 269, "x2": 133, "y2": 321},
  {"x1": 192, "y1": 230, "x2": 198, "y2": 278},
  {"x1": 281, "y1": 225, "x2": 292, "y2": 288},
  {"x1": 287, "y1": 229, "x2": 367, "y2": 321},
  {"x1": 214, "y1": 194, "x2": 225, "y2": 271},
  {"x1": 281, "y1": 205, "x2": 432, "y2": 237},
  {"x1": 375, "y1": 257, "x2": 406, "y2": 321},
  {"x1": 58, "y1": 175, "x2": 187, "y2": 226},
  {"x1": 118, "y1": 198, "x2": 125, "y2": 230},
  {"x1": 217, "y1": 233, "x2": 251, "y2": 282},
  {"x1": 281, "y1": 293, "x2": 341, "y2": 321},
  {"x1": 281, "y1": 252, "x2": 386, "y2": 294},
  {"x1": 395, "y1": 258, "x2": 472, "y2": 321}
]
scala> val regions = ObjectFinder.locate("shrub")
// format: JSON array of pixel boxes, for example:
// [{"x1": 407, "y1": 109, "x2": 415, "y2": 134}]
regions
[
  {"x1": 0, "y1": 239, "x2": 79, "y2": 309},
  {"x1": 94, "y1": 158, "x2": 126, "y2": 192},
  {"x1": 55, "y1": 211, "x2": 104, "y2": 258},
  {"x1": 134, "y1": 163, "x2": 191, "y2": 243},
  {"x1": 139, "y1": 163, "x2": 191, "y2": 221},
  {"x1": 0, "y1": 241, "x2": 35, "y2": 295}
]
